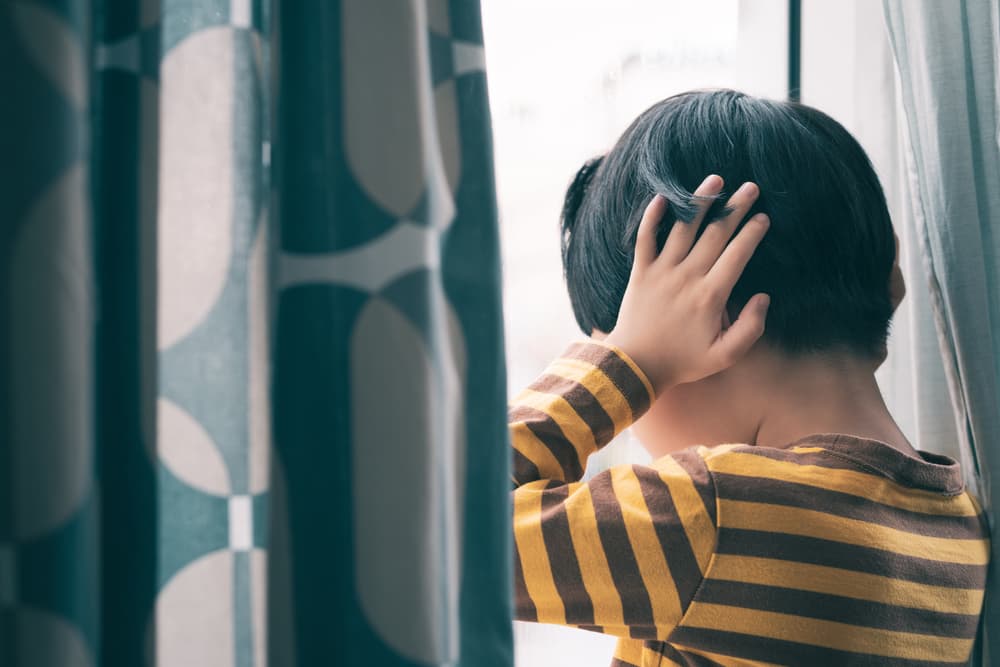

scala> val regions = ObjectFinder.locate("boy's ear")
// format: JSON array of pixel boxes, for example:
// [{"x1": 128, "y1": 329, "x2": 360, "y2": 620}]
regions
[{"x1": 890, "y1": 230, "x2": 906, "y2": 314}]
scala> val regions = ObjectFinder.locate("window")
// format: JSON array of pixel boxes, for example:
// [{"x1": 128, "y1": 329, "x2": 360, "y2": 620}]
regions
[{"x1": 481, "y1": 1, "x2": 790, "y2": 663}]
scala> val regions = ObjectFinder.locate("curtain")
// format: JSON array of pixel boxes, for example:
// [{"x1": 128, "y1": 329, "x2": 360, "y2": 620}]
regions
[
  {"x1": 883, "y1": 1, "x2": 1000, "y2": 664},
  {"x1": 1, "y1": 1, "x2": 513, "y2": 665}
]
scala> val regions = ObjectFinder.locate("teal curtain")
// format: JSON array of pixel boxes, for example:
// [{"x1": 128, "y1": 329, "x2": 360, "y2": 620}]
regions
[
  {"x1": 268, "y1": 2, "x2": 512, "y2": 666},
  {"x1": 883, "y1": 1, "x2": 1000, "y2": 664},
  {"x1": 1, "y1": 1, "x2": 512, "y2": 665}
]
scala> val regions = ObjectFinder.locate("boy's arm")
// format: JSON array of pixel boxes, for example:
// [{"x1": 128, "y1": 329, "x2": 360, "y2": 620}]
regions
[
  {"x1": 510, "y1": 178, "x2": 768, "y2": 638},
  {"x1": 510, "y1": 338, "x2": 718, "y2": 640}
]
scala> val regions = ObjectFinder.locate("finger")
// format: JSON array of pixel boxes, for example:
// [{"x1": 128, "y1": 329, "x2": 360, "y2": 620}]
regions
[
  {"x1": 634, "y1": 193, "x2": 668, "y2": 269},
  {"x1": 660, "y1": 174, "x2": 724, "y2": 265},
  {"x1": 684, "y1": 181, "x2": 760, "y2": 272},
  {"x1": 706, "y1": 213, "x2": 770, "y2": 294},
  {"x1": 708, "y1": 293, "x2": 770, "y2": 371}
]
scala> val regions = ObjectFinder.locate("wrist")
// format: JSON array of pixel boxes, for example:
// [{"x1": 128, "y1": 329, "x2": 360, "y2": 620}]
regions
[{"x1": 597, "y1": 333, "x2": 670, "y2": 396}]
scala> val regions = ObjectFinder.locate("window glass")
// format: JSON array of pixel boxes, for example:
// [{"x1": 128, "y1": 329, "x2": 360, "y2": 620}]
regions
[{"x1": 481, "y1": 2, "x2": 789, "y2": 663}]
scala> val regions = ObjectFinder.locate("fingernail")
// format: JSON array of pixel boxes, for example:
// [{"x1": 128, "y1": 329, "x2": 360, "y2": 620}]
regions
[
  {"x1": 740, "y1": 182, "x2": 759, "y2": 196},
  {"x1": 754, "y1": 213, "x2": 770, "y2": 227},
  {"x1": 759, "y1": 294, "x2": 770, "y2": 310},
  {"x1": 702, "y1": 174, "x2": 722, "y2": 189}
]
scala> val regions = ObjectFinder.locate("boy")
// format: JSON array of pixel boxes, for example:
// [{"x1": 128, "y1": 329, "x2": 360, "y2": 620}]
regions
[{"x1": 510, "y1": 90, "x2": 989, "y2": 665}]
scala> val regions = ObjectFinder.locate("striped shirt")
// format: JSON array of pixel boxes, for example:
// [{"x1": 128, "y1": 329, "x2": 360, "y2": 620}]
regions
[{"x1": 510, "y1": 339, "x2": 990, "y2": 666}]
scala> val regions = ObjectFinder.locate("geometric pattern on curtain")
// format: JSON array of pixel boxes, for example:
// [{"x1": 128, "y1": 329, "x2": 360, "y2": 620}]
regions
[
  {"x1": 268, "y1": 2, "x2": 511, "y2": 665},
  {"x1": 1, "y1": 0, "x2": 91, "y2": 662},
  {"x1": 153, "y1": 1, "x2": 270, "y2": 666},
  {"x1": 883, "y1": 1, "x2": 1000, "y2": 664},
  {"x1": 2, "y1": 1, "x2": 102, "y2": 665},
  {"x1": 1, "y1": 0, "x2": 512, "y2": 665},
  {"x1": 5, "y1": 0, "x2": 274, "y2": 665}
]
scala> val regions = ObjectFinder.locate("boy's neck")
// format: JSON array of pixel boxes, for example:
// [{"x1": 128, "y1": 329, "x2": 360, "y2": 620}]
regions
[{"x1": 744, "y1": 346, "x2": 917, "y2": 457}]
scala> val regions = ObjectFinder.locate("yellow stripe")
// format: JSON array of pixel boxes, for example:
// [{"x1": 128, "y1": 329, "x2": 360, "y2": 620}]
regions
[
  {"x1": 719, "y1": 499, "x2": 990, "y2": 565},
  {"x1": 612, "y1": 467, "x2": 683, "y2": 630},
  {"x1": 698, "y1": 443, "x2": 747, "y2": 458},
  {"x1": 513, "y1": 483, "x2": 565, "y2": 624},
  {"x1": 708, "y1": 451, "x2": 980, "y2": 516},
  {"x1": 547, "y1": 356, "x2": 635, "y2": 429},
  {"x1": 651, "y1": 455, "x2": 716, "y2": 574},
  {"x1": 613, "y1": 637, "x2": 644, "y2": 664},
  {"x1": 709, "y1": 554, "x2": 985, "y2": 615},
  {"x1": 510, "y1": 422, "x2": 567, "y2": 482},
  {"x1": 564, "y1": 483, "x2": 626, "y2": 628},
  {"x1": 514, "y1": 388, "x2": 597, "y2": 464},
  {"x1": 682, "y1": 602, "x2": 974, "y2": 662},
  {"x1": 968, "y1": 490, "x2": 986, "y2": 517},
  {"x1": 641, "y1": 644, "x2": 669, "y2": 665},
  {"x1": 585, "y1": 339, "x2": 656, "y2": 403}
]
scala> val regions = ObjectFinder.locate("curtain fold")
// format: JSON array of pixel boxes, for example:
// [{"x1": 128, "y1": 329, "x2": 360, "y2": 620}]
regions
[
  {"x1": 1, "y1": 1, "x2": 512, "y2": 665},
  {"x1": 2, "y1": 2, "x2": 102, "y2": 664},
  {"x1": 268, "y1": 1, "x2": 512, "y2": 665},
  {"x1": 883, "y1": 1, "x2": 1000, "y2": 663},
  {"x1": 93, "y1": 2, "x2": 160, "y2": 666}
]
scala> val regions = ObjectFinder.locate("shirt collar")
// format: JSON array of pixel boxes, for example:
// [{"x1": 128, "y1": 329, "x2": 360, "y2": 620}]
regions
[{"x1": 781, "y1": 432, "x2": 966, "y2": 495}]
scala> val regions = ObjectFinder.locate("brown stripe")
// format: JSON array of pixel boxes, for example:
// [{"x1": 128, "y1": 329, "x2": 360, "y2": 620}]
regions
[
  {"x1": 634, "y1": 466, "x2": 704, "y2": 608},
  {"x1": 672, "y1": 647, "x2": 727, "y2": 667},
  {"x1": 668, "y1": 626, "x2": 968, "y2": 667},
  {"x1": 643, "y1": 641, "x2": 684, "y2": 664},
  {"x1": 528, "y1": 372, "x2": 616, "y2": 446},
  {"x1": 576, "y1": 624, "x2": 604, "y2": 633},
  {"x1": 564, "y1": 341, "x2": 652, "y2": 415},
  {"x1": 628, "y1": 625, "x2": 658, "y2": 640},
  {"x1": 512, "y1": 447, "x2": 541, "y2": 487},
  {"x1": 610, "y1": 659, "x2": 640, "y2": 667},
  {"x1": 715, "y1": 527, "x2": 988, "y2": 589},
  {"x1": 513, "y1": 541, "x2": 538, "y2": 622},
  {"x1": 539, "y1": 484, "x2": 597, "y2": 626},
  {"x1": 508, "y1": 405, "x2": 584, "y2": 481},
  {"x1": 587, "y1": 471, "x2": 658, "y2": 636},
  {"x1": 670, "y1": 448, "x2": 717, "y2": 524},
  {"x1": 696, "y1": 578, "x2": 980, "y2": 638},
  {"x1": 713, "y1": 472, "x2": 985, "y2": 539}
]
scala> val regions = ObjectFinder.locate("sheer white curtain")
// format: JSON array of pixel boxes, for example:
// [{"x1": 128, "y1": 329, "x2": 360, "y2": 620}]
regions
[
  {"x1": 882, "y1": 1, "x2": 1000, "y2": 663},
  {"x1": 482, "y1": 2, "x2": 789, "y2": 664},
  {"x1": 813, "y1": 1, "x2": 1000, "y2": 663}
]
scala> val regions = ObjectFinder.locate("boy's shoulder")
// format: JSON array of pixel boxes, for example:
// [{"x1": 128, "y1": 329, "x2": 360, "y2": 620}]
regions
[
  {"x1": 662, "y1": 434, "x2": 984, "y2": 521},
  {"x1": 678, "y1": 433, "x2": 961, "y2": 485}
]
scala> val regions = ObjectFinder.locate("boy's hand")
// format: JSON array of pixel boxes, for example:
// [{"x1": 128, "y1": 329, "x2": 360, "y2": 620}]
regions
[{"x1": 604, "y1": 174, "x2": 771, "y2": 396}]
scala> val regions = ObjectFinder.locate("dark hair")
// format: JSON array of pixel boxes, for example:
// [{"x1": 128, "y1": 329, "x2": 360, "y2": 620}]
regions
[{"x1": 560, "y1": 88, "x2": 896, "y2": 360}]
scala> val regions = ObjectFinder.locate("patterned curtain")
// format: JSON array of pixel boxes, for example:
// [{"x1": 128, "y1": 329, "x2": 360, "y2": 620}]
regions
[{"x1": 1, "y1": 1, "x2": 512, "y2": 665}]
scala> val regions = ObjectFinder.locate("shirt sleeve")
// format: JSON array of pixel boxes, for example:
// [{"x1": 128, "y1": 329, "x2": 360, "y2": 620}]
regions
[{"x1": 510, "y1": 339, "x2": 718, "y2": 640}]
